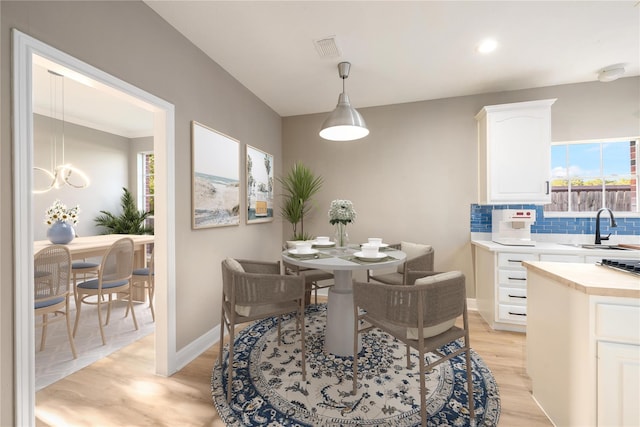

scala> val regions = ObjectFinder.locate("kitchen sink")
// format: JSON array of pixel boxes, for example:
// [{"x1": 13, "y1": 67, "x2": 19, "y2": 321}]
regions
[{"x1": 558, "y1": 243, "x2": 630, "y2": 250}]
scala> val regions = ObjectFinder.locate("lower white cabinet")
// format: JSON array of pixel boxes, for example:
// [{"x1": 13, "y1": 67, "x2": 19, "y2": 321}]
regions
[
  {"x1": 473, "y1": 242, "x2": 640, "y2": 332},
  {"x1": 597, "y1": 341, "x2": 640, "y2": 426},
  {"x1": 475, "y1": 247, "x2": 536, "y2": 332},
  {"x1": 526, "y1": 264, "x2": 640, "y2": 427}
]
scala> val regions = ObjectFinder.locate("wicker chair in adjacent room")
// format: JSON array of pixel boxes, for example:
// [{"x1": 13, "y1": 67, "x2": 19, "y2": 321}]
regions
[
  {"x1": 219, "y1": 258, "x2": 307, "y2": 402},
  {"x1": 352, "y1": 271, "x2": 475, "y2": 427},
  {"x1": 126, "y1": 245, "x2": 155, "y2": 321},
  {"x1": 34, "y1": 244, "x2": 77, "y2": 359},
  {"x1": 367, "y1": 241, "x2": 434, "y2": 286},
  {"x1": 73, "y1": 237, "x2": 138, "y2": 345}
]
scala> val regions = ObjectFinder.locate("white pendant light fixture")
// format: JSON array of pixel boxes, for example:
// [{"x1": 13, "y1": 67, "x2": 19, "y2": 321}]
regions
[
  {"x1": 33, "y1": 70, "x2": 90, "y2": 194},
  {"x1": 319, "y1": 62, "x2": 369, "y2": 141}
]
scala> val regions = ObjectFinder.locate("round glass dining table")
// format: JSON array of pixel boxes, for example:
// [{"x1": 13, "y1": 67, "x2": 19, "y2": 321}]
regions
[{"x1": 282, "y1": 246, "x2": 406, "y2": 356}]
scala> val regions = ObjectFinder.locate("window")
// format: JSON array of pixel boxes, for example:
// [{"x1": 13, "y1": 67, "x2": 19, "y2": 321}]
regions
[
  {"x1": 545, "y1": 139, "x2": 638, "y2": 214},
  {"x1": 138, "y1": 152, "x2": 154, "y2": 228}
]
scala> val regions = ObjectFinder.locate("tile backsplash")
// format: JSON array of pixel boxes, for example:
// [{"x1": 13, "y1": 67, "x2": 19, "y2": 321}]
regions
[{"x1": 470, "y1": 204, "x2": 640, "y2": 235}]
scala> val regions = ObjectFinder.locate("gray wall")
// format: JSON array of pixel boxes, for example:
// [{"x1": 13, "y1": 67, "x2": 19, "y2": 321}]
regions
[
  {"x1": 282, "y1": 77, "x2": 640, "y2": 296},
  {"x1": 1, "y1": 2, "x2": 283, "y2": 423}
]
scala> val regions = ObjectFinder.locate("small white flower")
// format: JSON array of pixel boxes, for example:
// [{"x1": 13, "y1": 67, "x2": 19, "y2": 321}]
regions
[
  {"x1": 328, "y1": 199, "x2": 357, "y2": 225},
  {"x1": 45, "y1": 200, "x2": 80, "y2": 226}
]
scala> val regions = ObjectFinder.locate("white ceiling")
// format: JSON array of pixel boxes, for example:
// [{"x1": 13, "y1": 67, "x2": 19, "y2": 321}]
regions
[{"x1": 33, "y1": 1, "x2": 640, "y2": 137}]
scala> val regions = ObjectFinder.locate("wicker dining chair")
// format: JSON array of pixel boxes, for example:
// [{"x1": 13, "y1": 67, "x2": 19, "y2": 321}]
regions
[
  {"x1": 219, "y1": 258, "x2": 307, "y2": 402},
  {"x1": 282, "y1": 259, "x2": 334, "y2": 305},
  {"x1": 353, "y1": 271, "x2": 474, "y2": 427},
  {"x1": 34, "y1": 244, "x2": 77, "y2": 359},
  {"x1": 367, "y1": 241, "x2": 434, "y2": 286},
  {"x1": 73, "y1": 237, "x2": 137, "y2": 345},
  {"x1": 125, "y1": 244, "x2": 155, "y2": 321}
]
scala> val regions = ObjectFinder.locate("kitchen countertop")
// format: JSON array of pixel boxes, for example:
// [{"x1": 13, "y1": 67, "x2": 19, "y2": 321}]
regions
[
  {"x1": 471, "y1": 239, "x2": 640, "y2": 258},
  {"x1": 522, "y1": 261, "x2": 640, "y2": 298}
]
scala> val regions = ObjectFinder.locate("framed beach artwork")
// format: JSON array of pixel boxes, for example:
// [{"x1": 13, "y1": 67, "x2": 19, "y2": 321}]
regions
[
  {"x1": 246, "y1": 144, "x2": 274, "y2": 224},
  {"x1": 191, "y1": 121, "x2": 241, "y2": 229}
]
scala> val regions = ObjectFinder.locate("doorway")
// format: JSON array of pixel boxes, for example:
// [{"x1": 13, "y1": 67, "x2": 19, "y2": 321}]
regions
[{"x1": 12, "y1": 30, "x2": 177, "y2": 426}]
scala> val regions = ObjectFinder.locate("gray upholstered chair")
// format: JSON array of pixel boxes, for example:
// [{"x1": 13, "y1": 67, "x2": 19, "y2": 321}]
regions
[
  {"x1": 282, "y1": 259, "x2": 333, "y2": 305},
  {"x1": 34, "y1": 244, "x2": 77, "y2": 359},
  {"x1": 71, "y1": 260, "x2": 100, "y2": 292},
  {"x1": 73, "y1": 237, "x2": 137, "y2": 345},
  {"x1": 219, "y1": 258, "x2": 307, "y2": 402},
  {"x1": 367, "y1": 241, "x2": 434, "y2": 286},
  {"x1": 352, "y1": 271, "x2": 474, "y2": 426}
]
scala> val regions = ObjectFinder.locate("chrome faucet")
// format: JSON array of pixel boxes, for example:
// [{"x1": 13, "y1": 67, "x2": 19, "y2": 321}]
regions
[{"x1": 594, "y1": 208, "x2": 617, "y2": 245}]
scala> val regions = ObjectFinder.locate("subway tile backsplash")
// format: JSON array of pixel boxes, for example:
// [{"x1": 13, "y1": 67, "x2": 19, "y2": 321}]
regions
[{"x1": 470, "y1": 204, "x2": 640, "y2": 235}]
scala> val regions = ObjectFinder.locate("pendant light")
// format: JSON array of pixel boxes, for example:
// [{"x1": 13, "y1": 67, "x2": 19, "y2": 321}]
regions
[
  {"x1": 33, "y1": 70, "x2": 90, "y2": 194},
  {"x1": 319, "y1": 62, "x2": 369, "y2": 141}
]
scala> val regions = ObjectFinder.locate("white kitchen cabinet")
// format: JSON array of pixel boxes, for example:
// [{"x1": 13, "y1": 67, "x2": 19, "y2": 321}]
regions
[
  {"x1": 525, "y1": 262, "x2": 640, "y2": 427},
  {"x1": 476, "y1": 99, "x2": 556, "y2": 204},
  {"x1": 475, "y1": 246, "x2": 536, "y2": 332},
  {"x1": 596, "y1": 303, "x2": 640, "y2": 427},
  {"x1": 472, "y1": 240, "x2": 640, "y2": 332},
  {"x1": 597, "y1": 341, "x2": 640, "y2": 426}
]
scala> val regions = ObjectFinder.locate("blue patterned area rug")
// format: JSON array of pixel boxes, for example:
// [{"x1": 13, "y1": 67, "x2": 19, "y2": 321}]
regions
[{"x1": 211, "y1": 304, "x2": 500, "y2": 426}]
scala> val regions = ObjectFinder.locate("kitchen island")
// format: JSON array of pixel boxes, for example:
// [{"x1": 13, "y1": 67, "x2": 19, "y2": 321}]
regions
[{"x1": 523, "y1": 261, "x2": 639, "y2": 427}]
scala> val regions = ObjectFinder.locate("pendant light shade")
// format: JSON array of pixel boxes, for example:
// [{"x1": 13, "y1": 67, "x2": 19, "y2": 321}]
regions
[{"x1": 319, "y1": 62, "x2": 369, "y2": 141}]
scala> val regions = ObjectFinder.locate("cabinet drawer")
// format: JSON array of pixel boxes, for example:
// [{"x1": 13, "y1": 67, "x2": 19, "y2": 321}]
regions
[
  {"x1": 498, "y1": 269, "x2": 527, "y2": 285},
  {"x1": 499, "y1": 287, "x2": 527, "y2": 304},
  {"x1": 498, "y1": 304, "x2": 527, "y2": 323},
  {"x1": 498, "y1": 252, "x2": 537, "y2": 269},
  {"x1": 596, "y1": 304, "x2": 640, "y2": 343}
]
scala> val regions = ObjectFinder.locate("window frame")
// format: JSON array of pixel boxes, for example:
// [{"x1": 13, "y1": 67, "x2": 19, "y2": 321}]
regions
[
  {"x1": 545, "y1": 136, "x2": 639, "y2": 218},
  {"x1": 137, "y1": 151, "x2": 155, "y2": 217}
]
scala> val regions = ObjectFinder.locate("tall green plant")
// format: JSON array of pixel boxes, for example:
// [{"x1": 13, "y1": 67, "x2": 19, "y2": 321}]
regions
[
  {"x1": 94, "y1": 187, "x2": 154, "y2": 235},
  {"x1": 278, "y1": 163, "x2": 323, "y2": 241}
]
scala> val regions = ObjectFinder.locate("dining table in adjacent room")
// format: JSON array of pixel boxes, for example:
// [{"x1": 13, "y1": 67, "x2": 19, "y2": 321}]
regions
[
  {"x1": 34, "y1": 234, "x2": 154, "y2": 301},
  {"x1": 282, "y1": 245, "x2": 406, "y2": 356}
]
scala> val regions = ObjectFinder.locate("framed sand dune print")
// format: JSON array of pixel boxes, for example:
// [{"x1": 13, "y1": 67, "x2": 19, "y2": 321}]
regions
[
  {"x1": 191, "y1": 121, "x2": 240, "y2": 229},
  {"x1": 246, "y1": 144, "x2": 274, "y2": 224}
]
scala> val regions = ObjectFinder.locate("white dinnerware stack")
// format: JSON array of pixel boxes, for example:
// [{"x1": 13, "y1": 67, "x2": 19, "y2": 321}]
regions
[
  {"x1": 361, "y1": 243, "x2": 379, "y2": 258},
  {"x1": 295, "y1": 242, "x2": 314, "y2": 254}
]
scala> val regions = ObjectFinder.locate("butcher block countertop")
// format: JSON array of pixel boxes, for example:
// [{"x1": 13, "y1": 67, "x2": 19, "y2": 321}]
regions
[{"x1": 522, "y1": 261, "x2": 640, "y2": 299}]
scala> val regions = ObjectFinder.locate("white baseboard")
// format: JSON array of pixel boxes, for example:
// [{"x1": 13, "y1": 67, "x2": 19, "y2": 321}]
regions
[
  {"x1": 176, "y1": 325, "x2": 220, "y2": 371},
  {"x1": 467, "y1": 298, "x2": 478, "y2": 311}
]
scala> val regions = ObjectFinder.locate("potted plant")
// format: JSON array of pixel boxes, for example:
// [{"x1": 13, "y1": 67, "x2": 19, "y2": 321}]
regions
[
  {"x1": 94, "y1": 187, "x2": 154, "y2": 235},
  {"x1": 278, "y1": 162, "x2": 323, "y2": 242}
]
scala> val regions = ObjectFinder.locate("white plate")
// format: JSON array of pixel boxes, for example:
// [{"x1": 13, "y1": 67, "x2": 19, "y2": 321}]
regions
[
  {"x1": 312, "y1": 241, "x2": 335, "y2": 247},
  {"x1": 353, "y1": 251, "x2": 387, "y2": 261},
  {"x1": 360, "y1": 242, "x2": 389, "y2": 248},
  {"x1": 288, "y1": 248, "x2": 319, "y2": 255}
]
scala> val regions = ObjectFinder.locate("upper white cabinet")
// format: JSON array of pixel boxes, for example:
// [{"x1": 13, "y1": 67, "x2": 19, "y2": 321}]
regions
[{"x1": 476, "y1": 99, "x2": 556, "y2": 204}]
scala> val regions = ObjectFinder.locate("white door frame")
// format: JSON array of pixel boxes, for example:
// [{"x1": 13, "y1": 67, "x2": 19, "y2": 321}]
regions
[{"x1": 12, "y1": 29, "x2": 177, "y2": 426}]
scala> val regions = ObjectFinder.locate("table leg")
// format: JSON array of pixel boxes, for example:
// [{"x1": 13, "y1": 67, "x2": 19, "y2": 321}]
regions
[{"x1": 325, "y1": 270, "x2": 361, "y2": 356}]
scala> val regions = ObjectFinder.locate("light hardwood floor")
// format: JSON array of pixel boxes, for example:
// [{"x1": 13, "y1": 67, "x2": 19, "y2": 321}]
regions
[{"x1": 36, "y1": 309, "x2": 552, "y2": 426}]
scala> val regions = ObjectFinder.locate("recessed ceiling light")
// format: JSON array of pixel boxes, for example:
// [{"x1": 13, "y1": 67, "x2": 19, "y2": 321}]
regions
[{"x1": 477, "y1": 38, "x2": 498, "y2": 54}]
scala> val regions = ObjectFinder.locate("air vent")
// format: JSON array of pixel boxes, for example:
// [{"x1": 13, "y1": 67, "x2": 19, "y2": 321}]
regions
[{"x1": 314, "y1": 36, "x2": 341, "y2": 58}]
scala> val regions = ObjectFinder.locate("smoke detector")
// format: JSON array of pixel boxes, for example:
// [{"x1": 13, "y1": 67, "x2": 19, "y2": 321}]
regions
[{"x1": 598, "y1": 65, "x2": 626, "y2": 82}]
